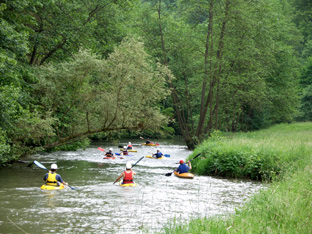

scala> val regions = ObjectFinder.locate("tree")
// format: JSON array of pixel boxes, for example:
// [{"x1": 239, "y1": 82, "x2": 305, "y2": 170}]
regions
[
  {"x1": 131, "y1": 0, "x2": 299, "y2": 148},
  {"x1": 12, "y1": 37, "x2": 170, "y2": 153}
]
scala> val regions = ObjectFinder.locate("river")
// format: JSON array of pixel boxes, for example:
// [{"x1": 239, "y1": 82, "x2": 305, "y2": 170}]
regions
[{"x1": 0, "y1": 139, "x2": 264, "y2": 233}]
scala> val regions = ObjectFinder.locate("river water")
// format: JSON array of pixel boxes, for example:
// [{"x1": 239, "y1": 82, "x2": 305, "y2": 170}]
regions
[{"x1": 0, "y1": 139, "x2": 264, "y2": 233}]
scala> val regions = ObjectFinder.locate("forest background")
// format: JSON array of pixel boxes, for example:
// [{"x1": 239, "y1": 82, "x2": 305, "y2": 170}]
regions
[{"x1": 1, "y1": 0, "x2": 312, "y2": 167}]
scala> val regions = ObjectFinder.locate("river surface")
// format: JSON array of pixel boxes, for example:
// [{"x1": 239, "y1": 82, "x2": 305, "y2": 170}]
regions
[{"x1": 0, "y1": 139, "x2": 264, "y2": 233}]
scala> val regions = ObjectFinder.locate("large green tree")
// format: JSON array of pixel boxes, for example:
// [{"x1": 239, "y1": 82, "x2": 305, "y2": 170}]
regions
[
  {"x1": 131, "y1": 0, "x2": 300, "y2": 148},
  {"x1": 14, "y1": 37, "x2": 170, "y2": 153}
]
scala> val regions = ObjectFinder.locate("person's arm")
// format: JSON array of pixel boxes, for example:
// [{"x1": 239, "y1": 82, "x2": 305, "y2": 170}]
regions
[
  {"x1": 114, "y1": 172, "x2": 124, "y2": 184},
  {"x1": 188, "y1": 161, "x2": 192, "y2": 170},
  {"x1": 57, "y1": 174, "x2": 68, "y2": 185},
  {"x1": 43, "y1": 173, "x2": 48, "y2": 181}
]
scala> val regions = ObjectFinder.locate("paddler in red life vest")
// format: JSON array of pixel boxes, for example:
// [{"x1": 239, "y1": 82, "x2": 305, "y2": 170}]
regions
[
  {"x1": 43, "y1": 164, "x2": 68, "y2": 187},
  {"x1": 113, "y1": 162, "x2": 136, "y2": 184},
  {"x1": 127, "y1": 142, "x2": 133, "y2": 150},
  {"x1": 122, "y1": 146, "x2": 129, "y2": 155}
]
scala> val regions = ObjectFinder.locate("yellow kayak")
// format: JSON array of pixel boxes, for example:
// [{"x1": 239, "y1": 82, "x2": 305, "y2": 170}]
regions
[
  {"x1": 40, "y1": 184, "x2": 65, "y2": 190},
  {"x1": 174, "y1": 171, "x2": 194, "y2": 179},
  {"x1": 119, "y1": 148, "x2": 138, "y2": 152},
  {"x1": 119, "y1": 181, "x2": 137, "y2": 187},
  {"x1": 145, "y1": 155, "x2": 164, "y2": 159},
  {"x1": 141, "y1": 143, "x2": 158, "y2": 146}
]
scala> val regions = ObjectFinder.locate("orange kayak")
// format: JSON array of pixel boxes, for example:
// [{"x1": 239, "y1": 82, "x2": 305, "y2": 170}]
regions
[{"x1": 174, "y1": 171, "x2": 194, "y2": 179}]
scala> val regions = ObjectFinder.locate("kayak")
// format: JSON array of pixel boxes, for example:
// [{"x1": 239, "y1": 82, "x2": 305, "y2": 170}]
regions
[
  {"x1": 174, "y1": 171, "x2": 194, "y2": 179},
  {"x1": 119, "y1": 181, "x2": 137, "y2": 187},
  {"x1": 120, "y1": 149, "x2": 138, "y2": 152},
  {"x1": 41, "y1": 184, "x2": 65, "y2": 190},
  {"x1": 141, "y1": 143, "x2": 158, "y2": 146},
  {"x1": 145, "y1": 155, "x2": 164, "y2": 159},
  {"x1": 103, "y1": 156, "x2": 115, "y2": 159}
]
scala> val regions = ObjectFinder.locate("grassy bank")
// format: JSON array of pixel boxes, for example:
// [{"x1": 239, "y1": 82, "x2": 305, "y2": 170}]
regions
[
  {"x1": 161, "y1": 122, "x2": 312, "y2": 233},
  {"x1": 189, "y1": 122, "x2": 312, "y2": 181}
]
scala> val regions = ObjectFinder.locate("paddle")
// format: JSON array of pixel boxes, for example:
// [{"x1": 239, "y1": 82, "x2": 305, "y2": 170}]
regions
[
  {"x1": 33, "y1": 160, "x2": 77, "y2": 190},
  {"x1": 113, "y1": 156, "x2": 144, "y2": 184},
  {"x1": 98, "y1": 147, "x2": 106, "y2": 152},
  {"x1": 139, "y1": 136, "x2": 160, "y2": 146},
  {"x1": 164, "y1": 153, "x2": 201, "y2": 177}
]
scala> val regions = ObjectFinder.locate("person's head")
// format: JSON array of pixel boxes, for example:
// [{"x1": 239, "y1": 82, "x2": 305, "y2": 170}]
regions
[
  {"x1": 126, "y1": 162, "x2": 132, "y2": 170},
  {"x1": 179, "y1": 160, "x2": 184, "y2": 165},
  {"x1": 156, "y1": 149, "x2": 160, "y2": 152},
  {"x1": 109, "y1": 148, "x2": 113, "y2": 152},
  {"x1": 51, "y1": 163, "x2": 58, "y2": 171}
]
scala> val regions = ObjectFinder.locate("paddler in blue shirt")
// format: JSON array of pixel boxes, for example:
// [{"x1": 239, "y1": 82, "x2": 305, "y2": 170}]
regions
[
  {"x1": 176, "y1": 159, "x2": 192, "y2": 174},
  {"x1": 153, "y1": 149, "x2": 163, "y2": 158},
  {"x1": 43, "y1": 164, "x2": 68, "y2": 187}
]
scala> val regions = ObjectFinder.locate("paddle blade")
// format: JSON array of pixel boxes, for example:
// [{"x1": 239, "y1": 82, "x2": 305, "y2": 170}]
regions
[
  {"x1": 98, "y1": 147, "x2": 105, "y2": 152},
  {"x1": 33, "y1": 160, "x2": 49, "y2": 171},
  {"x1": 115, "y1": 153, "x2": 121, "y2": 155},
  {"x1": 140, "y1": 136, "x2": 144, "y2": 139},
  {"x1": 165, "y1": 172, "x2": 173, "y2": 176},
  {"x1": 67, "y1": 185, "x2": 78, "y2": 190},
  {"x1": 156, "y1": 143, "x2": 160, "y2": 146},
  {"x1": 164, "y1": 154, "x2": 170, "y2": 157}
]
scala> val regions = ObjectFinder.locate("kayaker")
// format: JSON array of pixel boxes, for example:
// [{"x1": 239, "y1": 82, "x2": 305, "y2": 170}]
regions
[
  {"x1": 127, "y1": 142, "x2": 133, "y2": 150},
  {"x1": 153, "y1": 149, "x2": 163, "y2": 158},
  {"x1": 113, "y1": 162, "x2": 136, "y2": 184},
  {"x1": 145, "y1": 138, "x2": 151, "y2": 144},
  {"x1": 176, "y1": 159, "x2": 192, "y2": 174},
  {"x1": 122, "y1": 146, "x2": 129, "y2": 155},
  {"x1": 43, "y1": 164, "x2": 68, "y2": 187},
  {"x1": 104, "y1": 148, "x2": 114, "y2": 158}
]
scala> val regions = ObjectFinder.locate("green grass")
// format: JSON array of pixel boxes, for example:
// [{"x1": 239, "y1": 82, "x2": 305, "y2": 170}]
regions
[
  {"x1": 189, "y1": 122, "x2": 312, "y2": 181},
  {"x1": 160, "y1": 122, "x2": 312, "y2": 234}
]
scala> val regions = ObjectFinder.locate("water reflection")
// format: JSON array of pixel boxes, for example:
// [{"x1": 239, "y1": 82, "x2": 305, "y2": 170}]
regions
[{"x1": 0, "y1": 139, "x2": 264, "y2": 233}]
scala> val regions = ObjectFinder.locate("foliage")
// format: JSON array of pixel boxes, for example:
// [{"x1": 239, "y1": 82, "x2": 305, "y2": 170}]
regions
[
  {"x1": 29, "y1": 36, "x2": 169, "y2": 151},
  {"x1": 190, "y1": 122, "x2": 312, "y2": 181}
]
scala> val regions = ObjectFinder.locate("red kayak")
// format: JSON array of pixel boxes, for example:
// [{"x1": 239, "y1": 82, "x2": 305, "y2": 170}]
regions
[{"x1": 103, "y1": 157, "x2": 115, "y2": 160}]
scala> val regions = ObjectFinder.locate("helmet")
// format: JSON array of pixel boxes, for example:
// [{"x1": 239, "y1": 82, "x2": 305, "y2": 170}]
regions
[
  {"x1": 128, "y1": 142, "x2": 131, "y2": 145},
  {"x1": 179, "y1": 160, "x2": 184, "y2": 164},
  {"x1": 126, "y1": 162, "x2": 132, "y2": 169},
  {"x1": 51, "y1": 164, "x2": 58, "y2": 169},
  {"x1": 109, "y1": 148, "x2": 113, "y2": 151},
  {"x1": 123, "y1": 146, "x2": 127, "y2": 149}
]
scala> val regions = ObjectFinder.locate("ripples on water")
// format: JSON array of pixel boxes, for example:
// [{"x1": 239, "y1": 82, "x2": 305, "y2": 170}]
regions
[{"x1": 0, "y1": 139, "x2": 264, "y2": 233}]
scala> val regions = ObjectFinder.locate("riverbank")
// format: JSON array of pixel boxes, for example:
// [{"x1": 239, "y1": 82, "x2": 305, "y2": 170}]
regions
[{"x1": 161, "y1": 122, "x2": 312, "y2": 233}]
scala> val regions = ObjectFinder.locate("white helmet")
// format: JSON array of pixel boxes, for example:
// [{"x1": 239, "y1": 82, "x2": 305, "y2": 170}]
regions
[
  {"x1": 123, "y1": 146, "x2": 127, "y2": 149},
  {"x1": 109, "y1": 148, "x2": 113, "y2": 151},
  {"x1": 126, "y1": 162, "x2": 132, "y2": 169},
  {"x1": 128, "y1": 142, "x2": 131, "y2": 145},
  {"x1": 51, "y1": 164, "x2": 58, "y2": 169}
]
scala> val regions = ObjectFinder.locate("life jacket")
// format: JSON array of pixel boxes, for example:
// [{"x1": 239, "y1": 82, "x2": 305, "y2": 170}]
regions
[
  {"x1": 122, "y1": 170, "x2": 133, "y2": 184},
  {"x1": 123, "y1": 150, "x2": 128, "y2": 155},
  {"x1": 46, "y1": 173, "x2": 58, "y2": 186},
  {"x1": 106, "y1": 152, "x2": 114, "y2": 157},
  {"x1": 127, "y1": 144, "x2": 132, "y2": 149}
]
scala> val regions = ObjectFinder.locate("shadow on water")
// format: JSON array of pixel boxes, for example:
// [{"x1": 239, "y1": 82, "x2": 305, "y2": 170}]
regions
[{"x1": 0, "y1": 139, "x2": 264, "y2": 233}]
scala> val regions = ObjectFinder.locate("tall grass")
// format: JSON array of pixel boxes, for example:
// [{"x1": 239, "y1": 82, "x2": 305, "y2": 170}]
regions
[
  {"x1": 189, "y1": 122, "x2": 312, "y2": 181},
  {"x1": 160, "y1": 122, "x2": 312, "y2": 234}
]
